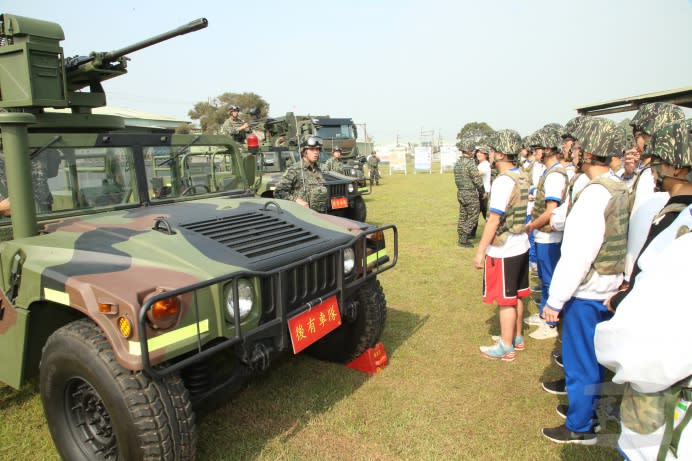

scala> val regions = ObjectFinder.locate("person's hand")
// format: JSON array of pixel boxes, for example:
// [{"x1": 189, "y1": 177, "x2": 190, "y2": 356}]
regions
[
  {"x1": 295, "y1": 198, "x2": 309, "y2": 208},
  {"x1": 603, "y1": 297, "x2": 614, "y2": 313},
  {"x1": 543, "y1": 306, "x2": 560, "y2": 323},
  {"x1": 473, "y1": 252, "x2": 484, "y2": 269},
  {"x1": 241, "y1": 122, "x2": 250, "y2": 131},
  {"x1": 524, "y1": 221, "x2": 533, "y2": 234},
  {"x1": 481, "y1": 192, "x2": 488, "y2": 200},
  {"x1": 623, "y1": 148, "x2": 638, "y2": 176},
  {"x1": 0, "y1": 197, "x2": 11, "y2": 217}
]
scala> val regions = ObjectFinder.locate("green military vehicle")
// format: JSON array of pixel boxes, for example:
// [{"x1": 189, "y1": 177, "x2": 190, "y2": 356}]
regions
[
  {"x1": 255, "y1": 113, "x2": 368, "y2": 221},
  {"x1": 0, "y1": 13, "x2": 397, "y2": 460}
]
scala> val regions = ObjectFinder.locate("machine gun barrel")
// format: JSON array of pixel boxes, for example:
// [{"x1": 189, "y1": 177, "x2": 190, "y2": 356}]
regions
[
  {"x1": 102, "y1": 18, "x2": 208, "y2": 62},
  {"x1": 66, "y1": 18, "x2": 208, "y2": 71}
]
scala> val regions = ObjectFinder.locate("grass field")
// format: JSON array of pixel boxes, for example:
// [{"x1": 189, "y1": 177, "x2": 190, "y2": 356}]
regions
[{"x1": 0, "y1": 170, "x2": 623, "y2": 460}]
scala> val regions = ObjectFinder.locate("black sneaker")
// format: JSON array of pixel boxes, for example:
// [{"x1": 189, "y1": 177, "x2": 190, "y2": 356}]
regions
[
  {"x1": 554, "y1": 354, "x2": 564, "y2": 368},
  {"x1": 457, "y1": 242, "x2": 473, "y2": 248},
  {"x1": 542, "y1": 378, "x2": 567, "y2": 395},
  {"x1": 542, "y1": 424, "x2": 597, "y2": 445},
  {"x1": 556, "y1": 404, "x2": 601, "y2": 433}
]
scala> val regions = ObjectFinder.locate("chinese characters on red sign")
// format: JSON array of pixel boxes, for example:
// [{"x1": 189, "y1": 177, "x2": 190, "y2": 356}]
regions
[{"x1": 288, "y1": 295, "x2": 342, "y2": 354}]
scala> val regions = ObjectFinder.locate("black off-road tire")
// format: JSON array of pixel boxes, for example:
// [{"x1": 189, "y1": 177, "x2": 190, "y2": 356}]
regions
[
  {"x1": 39, "y1": 319, "x2": 197, "y2": 461},
  {"x1": 307, "y1": 279, "x2": 386, "y2": 363},
  {"x1": 347, "y1": 196, "x2": 367, "y2": 222}
]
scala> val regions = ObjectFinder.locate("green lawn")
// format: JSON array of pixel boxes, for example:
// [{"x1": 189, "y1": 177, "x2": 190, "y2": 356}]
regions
[{"x1": 0, "y1": 170, "x2": 622, "y2": 460}]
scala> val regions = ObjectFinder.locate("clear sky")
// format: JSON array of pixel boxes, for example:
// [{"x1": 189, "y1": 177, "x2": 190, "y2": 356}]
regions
[{"x1": 6, "y1": 0, "x2": 692, "y2": 143}]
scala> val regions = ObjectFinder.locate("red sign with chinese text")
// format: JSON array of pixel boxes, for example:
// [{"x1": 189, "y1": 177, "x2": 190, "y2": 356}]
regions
[
  {"x1": 288, "y1": 295, "x2": 342, "y2": 354},
  {"x1": 330, "y1": 197, "x2": 348, "y2": 209}
]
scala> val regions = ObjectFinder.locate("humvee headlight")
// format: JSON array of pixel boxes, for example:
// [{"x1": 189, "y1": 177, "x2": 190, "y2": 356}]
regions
[
  {"x1": 343, "y1": 247, "x2": 356, "y2": 275},
  {"x1": 348, "y1": 184, "x2": 355, "y2": 193},
  {"x1": 226, "y1": 278, "x2": 254, "y2": 321}
]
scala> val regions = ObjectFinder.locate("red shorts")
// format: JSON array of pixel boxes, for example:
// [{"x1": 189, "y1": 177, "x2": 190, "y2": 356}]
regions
[{"x1": 482, "y1": 251, "x2": 530, "y2": 306}]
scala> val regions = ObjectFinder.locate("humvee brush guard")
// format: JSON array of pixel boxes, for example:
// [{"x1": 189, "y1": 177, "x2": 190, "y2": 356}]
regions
[{"x1": 0, "y1": 13, "x2": 397, "y2": 460}]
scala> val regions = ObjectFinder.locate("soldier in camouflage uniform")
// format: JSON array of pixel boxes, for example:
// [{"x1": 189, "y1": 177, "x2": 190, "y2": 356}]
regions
[
  {"x1": 274, "y1": 136, "x2": 329, "y2": 212},
  {"x1": 220, "y1": 105, "x2": 251, "y2": 143},
  {"x1": 322, "y1": 146, "x2": 345, "y2": 174},
  {"x1": 367, "y1": 151, "x2": 381, "y2": 186},
  {"x1": 541, "y1": 118, "x2": 629, "y2": 445},
  {"x1": 454, "y1": 144, "x2": 485, "y2": 247},
  {"x1": 0, "y1": 153, "x2": 53, "y2": 216}
]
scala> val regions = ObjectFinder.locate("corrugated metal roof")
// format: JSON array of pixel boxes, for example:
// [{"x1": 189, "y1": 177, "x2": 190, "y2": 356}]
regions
[{"x1": 576, "y1": 86, "x2": 692, "y2": 116}]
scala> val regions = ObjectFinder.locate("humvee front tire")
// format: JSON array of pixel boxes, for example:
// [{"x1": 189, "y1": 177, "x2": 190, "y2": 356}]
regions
[
  {"x1": 307, "y1": 278, "x2": 386, "y2": 363},
  {"x1": 40, "y1": 319, "x2": 196, "y2": 461},
  {"x1": 347, "y1": 196, "x2": 367, "y2": 222}
]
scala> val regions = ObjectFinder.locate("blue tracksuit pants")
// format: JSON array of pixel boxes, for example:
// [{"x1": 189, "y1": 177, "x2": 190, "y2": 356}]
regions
[
  {"x1": 561, "y1": 297, "x2": 613, "y2": 433},
  {"x1": 536, "y1": 241, "x2": 561, "y2": 316}
]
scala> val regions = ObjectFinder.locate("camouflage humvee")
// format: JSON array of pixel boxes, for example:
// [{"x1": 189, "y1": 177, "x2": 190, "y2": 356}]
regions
[
  {"x1": 0, "y1": 13, "x2": 397, "y2": 460},
  {"x1": 255, "y1": 113, "x2": 369, "y2": 221}
]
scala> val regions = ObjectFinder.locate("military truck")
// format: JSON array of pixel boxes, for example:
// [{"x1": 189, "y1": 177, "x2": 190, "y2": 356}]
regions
[
  {"x1": 254, "y1": 114, "x2": 368, "y2": 221},
  {"x1": 0, "y1": 13, "x2": 397, "y2": 461}
]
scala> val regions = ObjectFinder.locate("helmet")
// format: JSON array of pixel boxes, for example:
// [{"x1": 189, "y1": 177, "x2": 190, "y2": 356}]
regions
[
  {"x1": 332, "y1": 146, "x2": 343, "y2": 153},
  {"x1": 228, "y1": 104, "x2": 240, "y2": 112},
  {"x1": 580, "y1": 118, "x2": 625, "y2": 157},
  {"x1": 644, "y1": 120, "x2": 692, "y2": 169},
  {"x1": 562, "y1": 116, "x2": 587, "y2": 141},
  {"x1": 475, "y1": 145, "x2": 490, "y2": 154},
  {"x1": 540, "y1": 125, "x2": 563, "y2": 151},
  {"x1": 300, "y1": 135, "x2": 323, "y2": 149},
  {"x1": 528, "y1": 130, "x2": 546, "y2": 149},
  {"x1": 491, "y1": 129, "x2": 522, "y2": 156},
  {"x1": 630, "y1": 102, "x2": 685, "y2": 136}
]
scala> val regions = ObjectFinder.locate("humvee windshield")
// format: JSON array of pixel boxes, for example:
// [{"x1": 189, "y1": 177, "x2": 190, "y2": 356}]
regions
[{"x1": 315, "y1": 124, "x2": 356, "y2": 139}]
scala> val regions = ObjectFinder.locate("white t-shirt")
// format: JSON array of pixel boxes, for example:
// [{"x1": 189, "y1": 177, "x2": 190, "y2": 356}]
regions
[
  {"x1": 477, "y1": 160, "x2": 491, "y2": 192},
  {"x1": 546, "y1": 172, "x2": 624, "y2": 311},
  {"x1": 486, "y1": 171, "x2": 530, "y2": 258},
  {"x1": 624, "y1": 167, "x2": 669, "y2": 280},
  {"x1": 534, "y1": 164, "x2": 567, "y2": 244}
]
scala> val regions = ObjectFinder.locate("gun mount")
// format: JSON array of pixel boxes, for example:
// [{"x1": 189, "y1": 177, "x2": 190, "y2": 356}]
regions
[{"x1": 0, "y1": 14, "x2": 207, "y2": 115}]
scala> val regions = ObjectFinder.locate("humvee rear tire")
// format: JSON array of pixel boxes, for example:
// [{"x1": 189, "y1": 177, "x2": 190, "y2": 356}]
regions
[
  {"x1": 347, "y1": 196, "x2": 367, "y2": 222},
  {"x1": 307, "y1": 278, "x2": 386, "y2": 363},
  {"x1": 40, "y1": 319, "x2": 196, "y2": 461}
]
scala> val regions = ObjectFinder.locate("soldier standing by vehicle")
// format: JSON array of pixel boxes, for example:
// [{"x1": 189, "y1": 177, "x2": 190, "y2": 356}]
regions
[
  {"x1": 220, "y1": 105, "x2": 251, "y2": 142},
  {"x1": 274, "y1": 136, "x2": 329, "y2": 212},
  {"x1": 367, "y1": 151, "x2": 381, "y2": 186},
  {"x1": 323, "y1": 146, "x2": 345, "y2": 173},
  {"x1": 454, "y1": 146, "x2": 486, "y2": 247}
]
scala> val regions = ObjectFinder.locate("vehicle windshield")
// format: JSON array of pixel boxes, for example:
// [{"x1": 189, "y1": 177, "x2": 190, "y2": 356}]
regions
[
  {"x1": 260, "y1": 150, "x2": 299, "y2": 173},
  {"x1": 0, "y1": 142, "x2": 247, "y2": 222},
  {"x1": 315, "y1": 124, "x2": 355, "y2": 139}
]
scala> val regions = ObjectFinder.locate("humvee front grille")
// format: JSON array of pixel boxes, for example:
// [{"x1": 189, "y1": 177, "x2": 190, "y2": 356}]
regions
[
  {"x1": 284, "y1": 253, "x2": 338, "y2": 311},
  {"x1": 329, "y1": 184, "x2": 347, "y2": 197},
  {"x1": 181, "y1": 211, "x2": 318, "y2": 258}
]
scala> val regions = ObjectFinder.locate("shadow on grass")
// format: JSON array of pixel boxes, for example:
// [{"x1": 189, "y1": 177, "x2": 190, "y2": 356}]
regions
[
  {"x1": 0, "y1": 378, "x2": 39, "y2": 411},
  {"x1": 196, "y1": 307, "x2": 427, "y2": 460}
]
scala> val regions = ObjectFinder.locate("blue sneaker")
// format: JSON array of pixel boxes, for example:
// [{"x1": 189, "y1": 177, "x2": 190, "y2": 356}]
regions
[{"x1": 480, "y1": 340, "x2": 516, "y2": 362}]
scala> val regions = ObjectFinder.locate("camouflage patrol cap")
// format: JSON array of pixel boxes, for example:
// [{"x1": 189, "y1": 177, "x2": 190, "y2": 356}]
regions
[
  {"x1": 630, "y1": 102, "x2": 685, "y2": 136},
  {"x1": 644, "y1": 120, "x2": 692, "y2": 170},
  {"x1": 491, "y1": 129, "x2": 522, "y2": 157},
  {"x1": 580, "y1": 118, "x2": 626, "y2": 158}
]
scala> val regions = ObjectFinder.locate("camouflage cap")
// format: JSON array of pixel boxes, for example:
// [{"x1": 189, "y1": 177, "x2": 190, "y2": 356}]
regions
[
  {"x1": 644, "y1": 120, "x2": 692, "y2": 169},
  {"x1": 580, "y1": 118, "x2": 626, "y2": 157},
  {"x1": 491, "y1": 129, "x2": 522, "y2": 156},
  {"x1": 630, "y1": 102, "x2": 685, "y2": 136}
]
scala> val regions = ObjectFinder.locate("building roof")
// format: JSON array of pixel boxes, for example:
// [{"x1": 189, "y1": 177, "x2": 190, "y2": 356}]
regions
[{"x1": 576, "y1": 86, "x2": 692, "y2": 116}]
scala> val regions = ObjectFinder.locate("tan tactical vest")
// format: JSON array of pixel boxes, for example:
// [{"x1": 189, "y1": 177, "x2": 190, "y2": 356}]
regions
[
  {"x1": 491, "y1": 169, "x2": 530, "y2": 246},
  {"x1": 573, "y1": 175, "x2": 629, "y2": 283},
  {"x1": 531, "y1": 165, "x2": 568, "y2": 232}
]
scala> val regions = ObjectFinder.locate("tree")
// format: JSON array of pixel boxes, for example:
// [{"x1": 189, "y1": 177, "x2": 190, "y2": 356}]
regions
[
  {"x1": 456, "y1": 122, "x2": 494, "y2": 150},
  {"x1": 188, "y1": 92, "x2": 270, "y2": 134}
]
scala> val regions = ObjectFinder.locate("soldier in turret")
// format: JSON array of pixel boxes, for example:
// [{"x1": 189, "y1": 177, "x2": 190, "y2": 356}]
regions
[
  {"x1": 323, "y1": 146, "x2": 345, "y2": 174},
  {"x1": 220, "y1": 105, "x2": 251, "y2": 142},
  {"x1": 274, "y1": 136, "x2": 329, "y2": 212}
]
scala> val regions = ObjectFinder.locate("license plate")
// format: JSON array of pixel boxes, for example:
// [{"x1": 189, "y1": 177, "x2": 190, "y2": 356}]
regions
[
  {"x1": 330, "y1": 197, "x2": 348, "y2": 209},
  {"x1": 288, "y1": 295, "x2": 341, "y2": 354}
]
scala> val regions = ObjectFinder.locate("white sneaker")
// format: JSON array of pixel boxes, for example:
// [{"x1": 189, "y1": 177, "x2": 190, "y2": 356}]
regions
[
  {"x1": 529, "y1": 323, "x2": 558, "y2": 340},
  {"x1": 524, "y1": 313, "x2": 544, "y2": 326}
]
